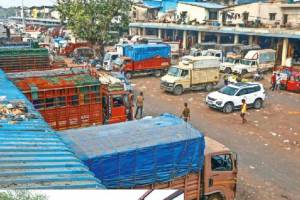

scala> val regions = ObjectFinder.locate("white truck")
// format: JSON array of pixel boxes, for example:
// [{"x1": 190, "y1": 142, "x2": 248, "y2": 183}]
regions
[{"x1": 232, "y1": 49, "x2": 276, "y2": 75}]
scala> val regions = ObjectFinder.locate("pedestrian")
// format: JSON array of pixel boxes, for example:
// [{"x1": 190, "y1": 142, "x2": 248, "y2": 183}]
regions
[
  {"x1": 135, "y1": 92, "x2": 144, "y2": 119},
  {"x1": 275, "y1": 73, "x2": 281, "y2": 91},
  {"x1": 181, "y1": 102, "x2": 190, "y2": 122},
  {"x1": 240, "y1": 99, "x2": 247, "y2": 124},
  {"x1": 270, "y1": 72, "x2": 276, "y2": 91},
  {"x1": 224, "y1": 75, "x2": 229, "y2": 86}
]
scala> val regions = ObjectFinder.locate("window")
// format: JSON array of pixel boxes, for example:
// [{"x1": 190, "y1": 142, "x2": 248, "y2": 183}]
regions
[
  {"x1": 247, "y1": 86, "x2": 261, "y2": 94},
  {"x1": 283, "y1": 14, "x2": 288, "y2": 25},
  {"x1": 215, "y1": 53, "x2": 221, "y2": 58},
  {"x1": 211, "y1": 154, "x2": 233, "y2": 171},
  {"x1": 209, "y1": 11, "x2": 218, "y2": 20},
  {"x1": 112, "y1": 95, "x2": 124, "y2": 107},
  {"x1": 111, "y1": 55, "x2": 119, "y2": 61},
  {"x1": 236, "y1": 88, "x2": 248, "y2": 96},
  {"x1": 269, "y1": 13, "x2": 276, "y2": 21},
  {"x1": 242, "y1": 12, "x2": 249, "y2": 21},
  {"x1": 45, "y1": 98, "x2": 55, "y2": 108},
  {"x1": 33, "y1": 99, "x2": 44, "y2": 110},
  {"x1": 181, "y1": 70, "x2": 189, "y2": 77},
  {"x1": 71, "y1": 95, "x2": 79, "y2": 106},
  {"x1": 84, "y1": 94, "x2": 90, "y2": 104},
  {"x1": 96, "y1": 93, "x2": 101, "y2": 103},
  {"x1": 57, "y1": 97, "x2": 66, "y2": 107}
]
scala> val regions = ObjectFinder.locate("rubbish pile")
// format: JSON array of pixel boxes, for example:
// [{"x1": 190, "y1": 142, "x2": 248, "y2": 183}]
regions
[{"x1": 0, "y1": 96, "x2": 38, "y2": 124}]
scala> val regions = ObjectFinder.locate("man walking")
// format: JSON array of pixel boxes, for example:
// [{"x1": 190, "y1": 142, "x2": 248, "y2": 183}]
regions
[
  {"x1": 270, "y1": 72, "x2": 276, "y2": 91},
  {"x1": 135, "y1": 92, "x2": 144, "y2": 119},
  {"x1": 240, "y1": 99, "x2": 247, "y2": 124},
  {"x1": 275, "y1": 73, "x2": 281, "y2": 91},
  {"x1": 181, "y1": 103, "x2": 190, "y2": 122}
]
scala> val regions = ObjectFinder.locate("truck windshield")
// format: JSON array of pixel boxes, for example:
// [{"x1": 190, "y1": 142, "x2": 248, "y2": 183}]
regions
[
  {"x1": 225, "y1": 58, "x2": 235, "y2": 63},
  {"x1": 240, "y1": 59, "x2": 252, "y2": 65},
  {"x1": 168, "y1": 67, "x2": 182, "y2": 77},
  {"x1": 104, "y1": 53, "x2": 111, "y2": 61},
  {"x1": 218, "y1": 86, "x2": 239, "y2": 96}
]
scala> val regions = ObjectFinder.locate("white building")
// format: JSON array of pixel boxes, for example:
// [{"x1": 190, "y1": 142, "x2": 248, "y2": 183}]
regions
[
  {"x1": 219, "y1": 2, "x2": 300, "y2": 28},
  {"x1": 177, "y1": 2, "x2": 226, "y2": 24}
]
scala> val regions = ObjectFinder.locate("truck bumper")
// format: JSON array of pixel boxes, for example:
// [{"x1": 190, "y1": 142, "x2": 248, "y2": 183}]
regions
[
  {"x1": 206, "y1": 101, "x2": 223, "y2": 111},
  {"x1": 160, "y1": 84, "x2": 174, "y2": 92}
]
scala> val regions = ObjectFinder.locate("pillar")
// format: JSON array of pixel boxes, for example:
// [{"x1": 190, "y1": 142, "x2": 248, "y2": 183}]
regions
[
  {"x1": 216, "y1": 34, "x2": 221, "y2": 44},
  {"x1": 129, "y1": 27, "x2": 132, "y2": 36},
  {"x1": 183, "y1": 30, "x2": 187, "y2": 50},
  {"x1": 248, "y1": 35, "x2": 253, "y2": 45},
  {"x1": 198, "y1": 32, "x2": 202, "y2": 44},
  {"x1": 281, "y1": 38, "x2": 289, "y2": 66},
  {"x1": 142, "y1": 28, "x2": 146, "y2": 36},
  {"x1": 234, "y1": 34, "x2": 239, "y2": 44},
  {"x1": 158, "y1": 29, "x2": 162, "y2": 39}
]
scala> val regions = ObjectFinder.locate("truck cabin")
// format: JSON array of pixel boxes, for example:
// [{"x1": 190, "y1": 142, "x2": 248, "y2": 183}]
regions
[
  {"x1": 224, "y1": 57, "x2": 240, "y2": 65},
  {"x1": 103, "y1": 52, "x2": 120, "y2": 71},
  {"x1": 203, "y1": 137, "x2": 238, "y2": 200},
  {"x1": 240, "y1": 59, "x2": 257, "y2": 66},
  {"x1": 101, "y1": 85, "x2": 133, "y2": 124}
]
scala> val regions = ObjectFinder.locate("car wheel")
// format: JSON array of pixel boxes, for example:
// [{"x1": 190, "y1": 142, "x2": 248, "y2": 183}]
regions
[
  {"x1": 223, "y1": 102, "x2": 234, "y2": 113},
  {"x1": 125, "y1": 72, "x2": 132, "y2": 79},
  {"x1": 224, "y1": 67, "x2": 232, "y2": 74},
  {"x1": 173, "y1": 85, "x2": 183, "y2": 95},
  {"x1": 254, "y1": 98, "x2": 263, "y2": 109},
  {"x1": 242, "y1": 69, "x2": 248, "y2": 75},
  {"x1": 205, "y1": 83, "x2": 213, "y2": 92},
  {"x1": 207, "y1": 193, "x2": 224, "y2": 200},
  {"x1": 154, "y1": 70, "x2": 162, "y2": 77}
]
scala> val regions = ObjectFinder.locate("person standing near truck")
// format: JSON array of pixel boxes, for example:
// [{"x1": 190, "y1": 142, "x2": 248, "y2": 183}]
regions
[
  {"x1": 240, "y1": 99, "x2": 247, "y2": 124},
  {"x1": 270, "y1": 72, "x2": 276, "y2": 91},
  {"x1": 135, "y1": 92, "x2": 144, "y2": 119},
  {"x1": 181, "y1": 103, "x2": 190, "y2": 122}
]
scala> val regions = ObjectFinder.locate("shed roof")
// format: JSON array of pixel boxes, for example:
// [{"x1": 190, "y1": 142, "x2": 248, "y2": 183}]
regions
[{"x1": 0, "y1": 70, "x2": 104, "y2": 189}]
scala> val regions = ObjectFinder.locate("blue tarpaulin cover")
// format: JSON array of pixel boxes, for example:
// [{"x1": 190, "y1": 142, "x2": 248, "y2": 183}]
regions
[
  {"x1": 60, "y1": 114, "x2": 205, "y2": 188},
  {"x1": 123, "y1": 44, "x2": 171, "y2": 62}
]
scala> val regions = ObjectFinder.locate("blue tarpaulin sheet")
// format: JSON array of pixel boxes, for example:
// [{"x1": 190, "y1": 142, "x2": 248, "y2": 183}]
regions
[
  {"x1": 60, "y1": 113, "x2": 205, "y2": 188},
  {"x1": 123, "y1": 44, "x2": 171, "y2": 62}
]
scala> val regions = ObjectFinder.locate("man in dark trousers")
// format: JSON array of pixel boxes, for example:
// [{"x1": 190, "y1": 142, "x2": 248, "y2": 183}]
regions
[
  {"x1": 270, "y1": 72, "x2": 276, "y2": 91},
  {"x1": 181, "y1": 102, "x2": 190, "y2": 122},
  {"x1": 135, "y1": 92, "x2": 144, "y2": 119}
]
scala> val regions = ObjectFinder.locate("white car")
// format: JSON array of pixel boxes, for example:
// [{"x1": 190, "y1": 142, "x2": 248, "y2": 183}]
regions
[{"x1": 206, "y1": 82, "x2": 266, "y2": 113}]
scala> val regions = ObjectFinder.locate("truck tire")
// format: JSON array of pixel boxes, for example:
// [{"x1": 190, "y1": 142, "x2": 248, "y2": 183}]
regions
[
  {"x1": 205, "y1": 83, "x2": 214, "y2": 92},
  {"x1": 224, "y1": 67, "x2": 232, "y2": 74},
  {"x1": 241, "y1": 69, "x2": 248, "y2": 75},
  {"x1": 207, "y1": 193, "x2": 224, "y2": 200},
  {"x1": 223, "y1": 102, "x2": 234, "y2": 113},
  {"x1": 174, "y1": 85, "x2": 183, "y2": 95},
  {"x1": 253, "y1": 98, "x2": 263, "y2": 109},
  {"x1": 125, "y1": 72, "x2": 132, "y2": 79},
  {"x1": 154, "y1": 70, "x2": 162, "y2": 77}
]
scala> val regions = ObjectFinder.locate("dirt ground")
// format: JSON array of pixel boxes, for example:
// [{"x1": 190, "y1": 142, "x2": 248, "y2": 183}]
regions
[{"x1": 131, "y1": 74, "x2": 300, "y2": 200}]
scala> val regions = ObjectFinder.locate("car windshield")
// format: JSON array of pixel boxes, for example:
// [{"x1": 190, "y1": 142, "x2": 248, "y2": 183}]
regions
[
  {"x1": 218, "y1": 86, "x2": 239, "y2": 96},
  {"x1": 168, "y1": 66, "x2": 182, "y2": 77},
  {"x1": 240, "y1": 59, "x2": 252, "y2": 65}
]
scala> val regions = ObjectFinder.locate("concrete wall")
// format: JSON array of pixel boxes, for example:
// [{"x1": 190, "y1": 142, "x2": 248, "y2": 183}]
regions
[
  {"x1": 132, "y1": 6, "x2": 148, "y2": 22},
  {"x1": 220, "y1": 2, "x2": 282, "y2": 26},
  {"x1": 177, "y1": 3, "x2": 208, "y2": 24}
]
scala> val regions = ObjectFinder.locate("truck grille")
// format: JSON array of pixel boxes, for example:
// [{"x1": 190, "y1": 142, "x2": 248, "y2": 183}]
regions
[{"x1": 161, "y1": 81, "x2": 169, "y2": 87}]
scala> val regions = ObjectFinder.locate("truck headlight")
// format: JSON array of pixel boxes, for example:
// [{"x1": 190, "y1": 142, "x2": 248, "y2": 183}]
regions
[
  {"x1": 168, "y1": 83, "x2": 174, "y2": 87},
  {"x1": 216, "y1": 101, "x2": 223, "y2": 105}
]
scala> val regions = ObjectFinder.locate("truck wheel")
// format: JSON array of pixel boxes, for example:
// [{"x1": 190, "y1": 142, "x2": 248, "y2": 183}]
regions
[
  {"x1": 224, "y1": 67, "x2": 232, "y2": 74},
  {"x1": 205, "y1": 83, "x2": 214, "y2": 92},
  {"x1": 223, "y1": 102, "x2": 234, "y2": 113},
  {"x1": 154, "y1": 70, "x2": 162, "y2": 77},
  {"x1": 253, "y1": 98, "x2": 263, "y2": 109},
  {"x1": 207, "y1": 193, "x2": 224, "y2": 200},
  {"x1": 174, "y1": 85, "x2": 183, "y2": 95},
  {"x1": 125, "y1": 72, "x2": 132, "y2": 79},
  {"x1": 241, "y1": 69, "x2": 248, "y2": 75}
]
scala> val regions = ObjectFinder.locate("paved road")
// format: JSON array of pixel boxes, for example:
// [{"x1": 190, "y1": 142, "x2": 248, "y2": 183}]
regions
[{"x1": 131, "y1": 76, "x2": 300, "y2": 200}]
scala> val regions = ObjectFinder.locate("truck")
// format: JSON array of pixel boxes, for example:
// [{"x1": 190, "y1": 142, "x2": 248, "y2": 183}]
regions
[
  {"x1": 60, "y1": 42, "x2": 91, "y2": 57},
  {"x1": 232, "y1": 49, "x2": 276, "y2": 75},
  {"x1": 161, "y1": 56, "x2": 220, "y2": 95},
  {"x1": 59, "y1": 114, "x2": 238, "y2": 200},
  {"x1": 113, "y1": 43, "x2": 171, "y2": 79}
]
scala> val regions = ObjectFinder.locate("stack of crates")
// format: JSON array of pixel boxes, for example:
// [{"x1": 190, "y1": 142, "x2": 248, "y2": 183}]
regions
[
  {"x1": 13, "y1": 73, "x2": 103, "y2": 130},
  {"x1": 0, "y1": 48, "x2": 50, "y2": 72}
]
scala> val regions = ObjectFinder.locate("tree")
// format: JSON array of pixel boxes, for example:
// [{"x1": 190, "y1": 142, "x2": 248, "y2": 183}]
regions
[
  {"x1": 56, "y1": 0, "x2": 132, "y2": 55},
  {"x1": 0, "y1": 191, "x2": 48, "y2": 200}
]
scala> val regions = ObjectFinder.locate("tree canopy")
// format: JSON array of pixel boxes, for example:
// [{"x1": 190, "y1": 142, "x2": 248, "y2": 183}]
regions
[
  {"x1": 57, "y1": 0, "x2": 132, "y2": 51},
  {"x1": 0, "y1": 191, "x2": 48, "y2": 200}
]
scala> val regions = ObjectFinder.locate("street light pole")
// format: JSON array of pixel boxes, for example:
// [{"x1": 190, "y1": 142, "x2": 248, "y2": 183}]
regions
[{"x1": 21, "y1": 0, "x2": 25, "y2": 28}]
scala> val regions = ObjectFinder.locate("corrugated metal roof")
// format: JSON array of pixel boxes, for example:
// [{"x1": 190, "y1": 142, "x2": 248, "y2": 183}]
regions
[
  {"x1": 0, "y1": 70, "x2": 104, "y2": 189},
  {"x1": 179, "y1": 2, "x2": 226, "y2": 9}
]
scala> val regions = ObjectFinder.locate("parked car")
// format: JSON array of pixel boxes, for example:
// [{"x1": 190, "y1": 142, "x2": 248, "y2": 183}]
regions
[{"x1": 206, "y1": 82, "x2": 266, "y2": 113}]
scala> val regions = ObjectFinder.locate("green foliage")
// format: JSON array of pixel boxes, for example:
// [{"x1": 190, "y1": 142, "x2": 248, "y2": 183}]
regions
[
  {"x1": 0, "y1": 191, "x2": 48, "y2": 200},
  {"x1": 56, "y1": 0, "x2": 132, "y2": 47}
]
